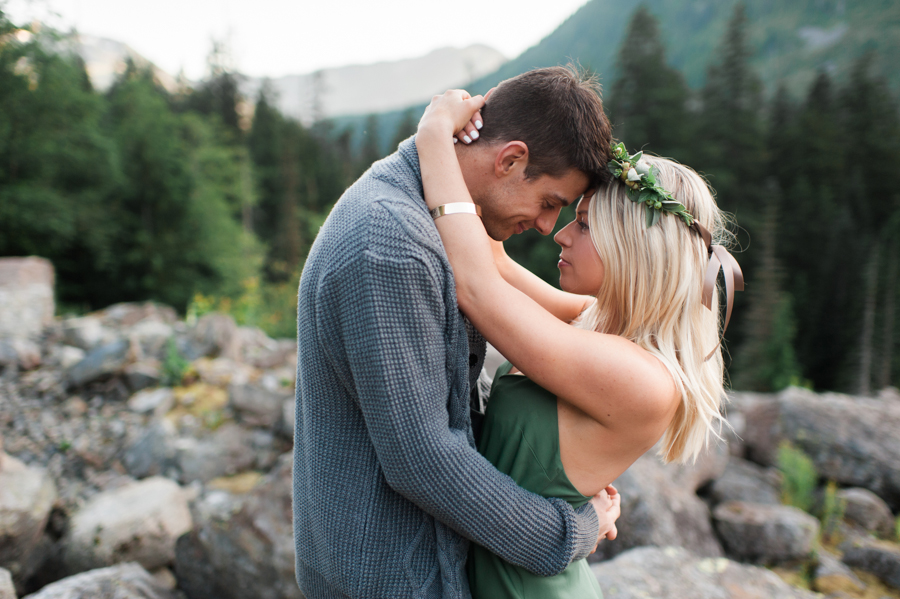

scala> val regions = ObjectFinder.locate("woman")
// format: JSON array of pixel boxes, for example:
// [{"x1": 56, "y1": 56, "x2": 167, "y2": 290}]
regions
[{"x1": 416, "y1": 91, "x2": 741, "y2": 599}]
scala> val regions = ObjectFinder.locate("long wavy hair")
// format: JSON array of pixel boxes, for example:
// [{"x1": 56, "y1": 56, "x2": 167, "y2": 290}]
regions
[{"x1": 575, "y1": 155, "x2": 732, "y2": 463}]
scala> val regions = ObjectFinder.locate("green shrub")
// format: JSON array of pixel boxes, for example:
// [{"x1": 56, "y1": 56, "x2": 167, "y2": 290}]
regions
[
  {"x1": 819, "y1": 480, "x2": 845, "y2": 544},
  {"x1": 777, "y1": 442, "x2": 818, "y2": 512},
  {"x1": 161, "y1": 338, "x2": 189, "y2": 386},
  {"x1": 188, "y1": 273, "x2": 300, "y2": 340}
]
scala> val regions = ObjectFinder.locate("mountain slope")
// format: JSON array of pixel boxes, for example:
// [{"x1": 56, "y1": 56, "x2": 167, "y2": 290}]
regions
[
  {"x1": 465, "y1": 0, "x2": 900, "y2": 96},
  {"x1": 241, "y1": 45, "x2": 506, "y2": 125}
]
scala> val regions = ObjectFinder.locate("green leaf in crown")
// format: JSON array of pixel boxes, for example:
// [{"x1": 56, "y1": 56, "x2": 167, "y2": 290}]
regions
[{"x1": 607, "y1": 142, "x2": 695, "y2": 227}]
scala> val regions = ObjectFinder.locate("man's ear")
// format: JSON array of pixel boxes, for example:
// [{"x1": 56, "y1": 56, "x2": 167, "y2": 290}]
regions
[{"x1": 493, "y1": 141, "x2": 529, "y2": 179}]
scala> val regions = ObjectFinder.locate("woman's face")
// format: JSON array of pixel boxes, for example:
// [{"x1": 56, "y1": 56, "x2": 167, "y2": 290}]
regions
[{"x1": 554, "y1": 195, "x2": 605, "y2": 296}]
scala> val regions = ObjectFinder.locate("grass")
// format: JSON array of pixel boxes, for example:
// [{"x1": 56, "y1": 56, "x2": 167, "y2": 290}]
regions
[{"x1": 777, "y1": 441, "x2": 818, "y2": 513}]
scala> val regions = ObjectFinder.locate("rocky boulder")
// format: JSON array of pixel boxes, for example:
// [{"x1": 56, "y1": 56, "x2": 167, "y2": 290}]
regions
[
  {"x1": 591, "y1": 546, "x2": 818, "y2": 598},
  {"x1": 708, "y1": 457, "x2": 781, "y2": 506},
  {"x1": 0, "y1": 258, "x2": 54, "y2": 342},
  {"x1": 0, "y1": 567, "x2": 13, "y2": 599},
  {"x1": 812, "y1": 552, "x2": 866, "y2": 596},
  {"x1": 837, "y1": 487, "x2": 895, "y2": 537},
  {"x1": 63, "y1": 477, "x2": 192, "y2": 574},
  {"x1": 841, "y1": 538, "x2": 900, "y2": 590},
  {"x1": 590, "y1": 444, "x2": 728, "y2": 562},
  {"x1": 65, "y1": 340, "x2": 130, "y2": 388},
  {"x1": 21, "y1": 563, "x2": 176, "y2": 599},
  {"x1": 713, "y1": 501, "x2": 819, "y2": 565},
  {"x1": 736, "y1": 386, "x2": 900, "y2": 509},
  {"x1": 229, "y1": 379, "x2": 293, "y2": 429},
  {"x1": 60, "y1": 317, "x2": 114, "y2": 353},
  {"x1": 174, "y1": 453, "x2": 300, "y2": 599},
  {"x1": 0, "y1": 453, "x2": 57, "y2": 582}
]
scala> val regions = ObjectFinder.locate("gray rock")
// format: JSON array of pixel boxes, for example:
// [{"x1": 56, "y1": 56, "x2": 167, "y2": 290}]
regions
[
  {"x1": 53, "y1": 346, "x2": 85, "y2": 370},
  {"x1": 0, "y1": 567, "x2": 15, "y2": 599},
  {"x1": 234, "y1": 327, "x2": 295, "y2": 369},
  {"x1": 589, "y1": 447, "x2": 726, "y2": 562},
  {"x1": 0, "y1": 454, "x2": 57, "y2": 580},
  {"x1": 98, "y1": 303, "x2": 177, "y2": 329},
  {"x1": 0, "y1": 339, "x2": 41, "y2": 371},
  {"x1": 838, "y1": 488, "x2": 895, "y2": 537},
  {"x1": 192, "y1": 357, "x2": 254, "y2": 388},
  {"x1": 841, "y1": 538, "x2": 900, "y2": 589},
  {"x1": 591, "y1": 546, "x2": 818, "y2": 599},
  {"x1": 122, "y1": 361, "x2": 161, "y2": 392},
  {"x1": 126, "y1": 322, "x2": 173, "y2": 361},
  {"x1": 813, "y1": 552, "x2": 865, "y2": 596},
  {"x1": 713, "y1": 501, "x2": 820, "y2": 565},
  {"x1": 0, "y1": 257, "x2": 54, "y2": 342},
  {"x1": 174, "y1": 453, "x2": 301, "y2": 599},
  {"x1": 21, "y1": 563, "x2": 177, "y2": 599},
  {"x1": 187, "y1": 313, "x2": 238, "y2": 360},
  {"x1": 280, "y1": 399, "x2": 295, "y2": 439},
  {"x1": 64, "y1": 477, "x2": 192, "y2": 574},
  {"x1": 736, "y1": 387, "x2": 900, "y2": 509},
  {"x1": 175, "y1": 424, "x2": 276, "y2": 484},
  {"x1": 709, "y1": 457, "x2": 782, "y2": 506},
  {"x1": 126, "y1": 388, "x2": 174, "y2": 416},
  {"x1": 122, "y1": 422, "x2": 179, "y2": 480},
  {"x1": 229, "y1": 381, "x2": 292, "y2": 429},
  {"x1": 61, "y1": 317, "x2": 113, "y2": 352},
  {"x1": 66, "y1": 339, "x2": 130, "y2": 387}
]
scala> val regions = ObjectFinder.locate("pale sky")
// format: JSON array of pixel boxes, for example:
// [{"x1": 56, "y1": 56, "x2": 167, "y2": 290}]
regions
[{"x1": 4, "y1": 0, "x2": 591, "y2": 80}]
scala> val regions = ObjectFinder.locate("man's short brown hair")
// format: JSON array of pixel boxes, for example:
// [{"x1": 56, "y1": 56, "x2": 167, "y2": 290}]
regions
[{"x1": 479, "y1": 65, "x2": 612, "y2": 188}]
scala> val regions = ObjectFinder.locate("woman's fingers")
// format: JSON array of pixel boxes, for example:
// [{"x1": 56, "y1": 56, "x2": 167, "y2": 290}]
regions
[{"x1": 421, "y1": 90, "x2": 484, "y2": 143}]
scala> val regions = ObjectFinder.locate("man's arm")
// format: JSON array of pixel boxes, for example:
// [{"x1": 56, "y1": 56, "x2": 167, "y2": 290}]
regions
[{"x1": 319, "y1": 226, "x2": 603, "y2": 576}]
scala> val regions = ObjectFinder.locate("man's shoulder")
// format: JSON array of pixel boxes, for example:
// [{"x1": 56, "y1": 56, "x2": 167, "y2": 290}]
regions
[{"x1": 319, "y1": 178, "x2": 441, "y2": 262}]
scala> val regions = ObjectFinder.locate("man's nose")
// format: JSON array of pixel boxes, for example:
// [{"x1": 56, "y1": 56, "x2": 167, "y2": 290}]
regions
[{"x1": 535, "y1": 207, "x2": 561, "y2": 236}]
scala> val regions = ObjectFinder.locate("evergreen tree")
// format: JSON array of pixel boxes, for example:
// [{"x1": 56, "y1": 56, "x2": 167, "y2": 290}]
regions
[
  {"x1": 181, "y1": 40, "x2": 244, "y2": 138},
  {"x1": 391, "y1": 108, "x2": 418, "y2": 151},
  {"x1": 839, "y1": 53, "x2": 900, "y2": 393},
  {"x1": 733, "y1": 182, "x2": 802, "y2": 391},
  {"x1": 359, "y1": 114, "x2": 382, "y2": 172},
  {"x1": 696, "y1": 3, "x2": 765, "y2": 217},
  {"x1": 0, "y1": 17, "x2": 122, "y2": 307},
  {"x1": 607, "y1": 6, "x2": 692, "y2": 160}
]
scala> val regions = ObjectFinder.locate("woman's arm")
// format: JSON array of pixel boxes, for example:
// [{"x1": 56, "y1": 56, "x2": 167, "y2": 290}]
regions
[
  {"x1": 418, "y1": 91, "x2": 674, "y2": 430},
  {"x1": 491, "y1": 238, "x2": 593, "y2": 323}
]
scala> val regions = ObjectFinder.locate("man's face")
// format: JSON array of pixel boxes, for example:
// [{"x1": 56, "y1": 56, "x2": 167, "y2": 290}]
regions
[{"x1": 479, "y1": 169, "x2": 591, "y2": 241}]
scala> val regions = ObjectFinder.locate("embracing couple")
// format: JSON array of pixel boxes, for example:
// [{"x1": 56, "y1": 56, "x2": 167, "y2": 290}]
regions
[{"x1": 293, "y1": 66, "x2": 738, "y2": 599}]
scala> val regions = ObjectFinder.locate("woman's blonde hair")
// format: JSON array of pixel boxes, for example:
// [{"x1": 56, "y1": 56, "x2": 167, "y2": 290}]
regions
[{"x1": 575, "y1": 155, "x2": 731, "y2": 463}]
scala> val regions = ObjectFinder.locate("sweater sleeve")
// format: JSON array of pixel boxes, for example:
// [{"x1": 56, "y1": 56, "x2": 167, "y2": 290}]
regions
[{"x1": 318, "y1": 228, "x2": 600, "y2": 575}]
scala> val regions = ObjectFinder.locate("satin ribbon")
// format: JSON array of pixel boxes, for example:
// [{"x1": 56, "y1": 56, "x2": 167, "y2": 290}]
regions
[{"x1": 690, "y1": 222, "x2": 744, "y2": 361}]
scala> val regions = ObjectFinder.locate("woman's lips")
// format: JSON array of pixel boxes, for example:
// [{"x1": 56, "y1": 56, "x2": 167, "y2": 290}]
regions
[{"x1": 558, "y1": 256, "x2": 571, "y2": 268}]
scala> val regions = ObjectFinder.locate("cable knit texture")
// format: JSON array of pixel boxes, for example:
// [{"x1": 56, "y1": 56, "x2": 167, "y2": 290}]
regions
[{"x1": 293, "y1": 137, "x2": 600, "y2": 599}]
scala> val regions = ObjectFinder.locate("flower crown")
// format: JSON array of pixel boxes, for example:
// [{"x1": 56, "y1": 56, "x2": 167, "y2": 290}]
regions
[
  {"x1": 607, "y1": 142, "x2": 695, "y2": 228},
  {"x1": 606, "y1": 142, "x2": 745, "y2": 360}
]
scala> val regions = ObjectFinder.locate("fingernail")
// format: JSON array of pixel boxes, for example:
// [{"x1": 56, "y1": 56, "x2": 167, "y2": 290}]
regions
[
  {"x1": 475, "y1": 120, "x2": 483, "y2": 129},
  {"x1": 453, "y1": 137, "x2": 458, "y2": 144},
  {"x1": 463, "y1": 135, "x2": 472, "y2": 144},
  {"x1": 470, "y1": 130, "x2": 479, "y2": 140}
]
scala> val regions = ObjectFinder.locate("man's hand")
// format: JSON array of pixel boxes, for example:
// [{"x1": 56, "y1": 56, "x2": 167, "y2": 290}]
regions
[{"x1": 589, "y1": 485, "x2": 621, "y2": 553}]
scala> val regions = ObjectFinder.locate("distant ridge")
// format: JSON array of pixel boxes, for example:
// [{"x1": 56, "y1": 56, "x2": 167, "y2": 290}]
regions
[
  {"x1": 240, "y1": 45, "x2": 507, "y2": 125},
  {"x1": 53, "y1": 33, "x2": 179, "y2": 92}
]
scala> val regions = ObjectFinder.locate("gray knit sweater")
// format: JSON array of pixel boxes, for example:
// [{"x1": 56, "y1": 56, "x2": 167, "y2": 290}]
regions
[{"x1": 293, "y1": 137, "x2": 600, "y2": 599}]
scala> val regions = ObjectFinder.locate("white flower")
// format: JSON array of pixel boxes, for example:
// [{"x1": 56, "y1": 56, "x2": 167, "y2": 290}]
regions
[{"x1": 626, "y1": 168, "x2": 641, "y2": 182}]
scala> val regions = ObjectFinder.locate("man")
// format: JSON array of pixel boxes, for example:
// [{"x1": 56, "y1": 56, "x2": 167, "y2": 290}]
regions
[{"x1": 294, "y1": 66, "x2": 616, "y2": 599}]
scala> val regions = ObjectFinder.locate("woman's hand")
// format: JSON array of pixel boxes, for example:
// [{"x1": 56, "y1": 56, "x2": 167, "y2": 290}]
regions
[{"x1": 418, "y1": 90, "x2": 485, "y2": 146}]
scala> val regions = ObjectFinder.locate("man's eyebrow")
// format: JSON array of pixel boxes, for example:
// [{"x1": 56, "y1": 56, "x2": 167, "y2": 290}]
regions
[{"x1": 551, "y1": 193, "x2": 580, "y2": 207}]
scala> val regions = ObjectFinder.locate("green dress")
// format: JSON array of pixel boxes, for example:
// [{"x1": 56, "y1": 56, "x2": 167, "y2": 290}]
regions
[{"x1": 466, "y1": 362, "x2": 603, "y2": 599}]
